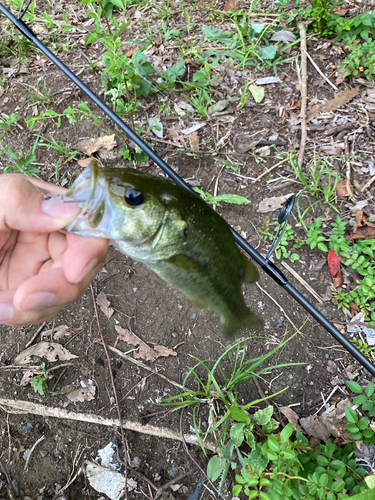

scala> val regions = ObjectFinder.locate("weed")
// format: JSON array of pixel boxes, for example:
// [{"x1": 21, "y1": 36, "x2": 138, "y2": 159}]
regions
[
  {"x1": 25, "y1": 103, "x2": 101, "y2": 130},
  {"x1": 306, "y1": 217, "x2": 328, "y2": 252},
  {"x1": 259, "y1": 221, "x2": 301, "y2": 262},
  {"x1": 19, "y1": 79, "x2": 51, "y2": 104},
  {"x1": 30, "y1": 363, "x2": 50, "y2": 396},
  {"x1": 350, "y1": 337, "x2": 375, "y2": 362},
  {"x1": 193, "y1": 186, "x2": 251, "y2": 206},
  {"x1": 39, "y1": 135, "x2": 79, "y2": 162},
  {"x1": 0, "y1": 113, "x2": 20, "y2": 132},
  {"x1": 345, "y1": 404, "x2": 375, "y2": 444},
  {"x1": 1, "y1": 135, "x2": 41, "y2": 176}
]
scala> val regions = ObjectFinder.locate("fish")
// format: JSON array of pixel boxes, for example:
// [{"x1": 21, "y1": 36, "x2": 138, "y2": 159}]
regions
[{"x1": 65, "y1": 159, "x2": 263, "y2": 336}]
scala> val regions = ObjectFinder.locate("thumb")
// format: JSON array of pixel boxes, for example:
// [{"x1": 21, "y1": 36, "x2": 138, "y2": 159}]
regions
[{"x1": 0, "y1": 174, "x2": 81, "y2": 233}]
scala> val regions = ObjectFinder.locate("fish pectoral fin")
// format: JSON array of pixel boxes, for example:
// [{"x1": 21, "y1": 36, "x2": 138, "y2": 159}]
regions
[
  {"x1": 166, "y1": 254, "x2": 200, "y2": 272},
  {"x1": 244, "y1": 259, "x2": 259, "y2": 284}
]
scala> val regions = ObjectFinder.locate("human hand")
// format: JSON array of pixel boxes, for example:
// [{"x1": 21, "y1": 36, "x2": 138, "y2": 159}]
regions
[{"x1": 0, "y1": 174, "x2": 108, "y2": 326}]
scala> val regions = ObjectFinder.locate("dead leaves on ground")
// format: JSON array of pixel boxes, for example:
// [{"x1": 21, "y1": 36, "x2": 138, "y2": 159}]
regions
[
  {"x1": 346, "y1": 210, "x2": 375, "y2": 241},
  {"x1": 307, "y1": 88, "x2": 359, "y2": 122},
  {"x1": 15, "y1": 342, "x2": 78, "y2": 365},
  {"x1": 96, "y1": 291, "x2": 114, "y2": 319},
  {"x1": 76, "y1": 134, "x2": 116, "y2": 156},
  {"x1": 115, "y1": 325, "x2": 177, "y2": 362}
]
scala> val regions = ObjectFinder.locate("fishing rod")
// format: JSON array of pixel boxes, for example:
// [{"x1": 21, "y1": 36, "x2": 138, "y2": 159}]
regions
[{"x1": 1, "y1": 2, "x2": 374, "y2": 377}]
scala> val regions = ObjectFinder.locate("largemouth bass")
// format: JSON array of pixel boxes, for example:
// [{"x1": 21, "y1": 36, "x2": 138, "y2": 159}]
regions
[{"x1": 65, "y1": 160, "x2": 263, "y2": 336}]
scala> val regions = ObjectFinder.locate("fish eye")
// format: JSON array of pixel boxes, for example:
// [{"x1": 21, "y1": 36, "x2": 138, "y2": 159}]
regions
[{"x1": 125, "y1": 188, "x2": 144, "y2": 206}]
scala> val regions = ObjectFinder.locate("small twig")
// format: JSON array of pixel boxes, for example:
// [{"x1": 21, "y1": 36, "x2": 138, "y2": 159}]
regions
[
  {"x1": 25, "y1": 322, "x2": 47, "y2": 348},
  {"x1": 344, "y1": 136, "x2": 353, "y2": 197},
  {"x1": 51, "y1": 466, "x2": 82, "y2": 500},
  {"x1": 314, "y1": 386, "x2": 339, "y2": 416},
  {"x1": 153, "y1": 467, "x2": 199, "y2": 500},
  {"x1": 333, "y1": 320, "x2": 375, "y2": 332},
  {"x1": 252, "y1": 157, "x2": 290, "y2": 184},
  {"x1": 0, "y1": 459, "x2": 17, "y2": 500},
  {"x1": 363, "y1": 175, "x2": 375, "y2": 191},
  {"x1": 90, "y1": 284, "x2": 129, "y2": 499},
  {"x1": 24, "y1": 435, "x2": 45, "y2": 472},
  {"x1": 302, "y1": 49, "x2": 338, "y2": 91},
  {"x1": 281, "y1": 261, "x2": 323, "y2": 304},
  {"x1": 256, "y1": 282, "x2": 300, "y2": 333},
  {"x1": 213, "y1": 165, "x2": 225, "y2": 212},
  {"x1": 297, "y1": 22, "x2": 308, "y2": 168},
  {"x1": 227, "y1": 171, "x2": 257, "y2": 181}
]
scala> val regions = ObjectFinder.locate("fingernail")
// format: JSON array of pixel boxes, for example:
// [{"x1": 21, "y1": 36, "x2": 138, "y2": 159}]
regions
[
  {"x1": 42, "y1": 197, "x2": 80, "y2": 219},
  {"x1": 21, "y1": 292, "x2": 55, "y2": 311},
  {"x1": 74, "y1": 258, "x2": 99, "y2": 283},
  {"x1": 0, "y1": 304, "x2": 14, "y2": 322}
]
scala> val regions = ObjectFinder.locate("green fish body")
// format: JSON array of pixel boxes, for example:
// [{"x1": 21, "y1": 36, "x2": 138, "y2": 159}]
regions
[{"x1": 65, "y1": 160, "x2": 262, "y2": 336}]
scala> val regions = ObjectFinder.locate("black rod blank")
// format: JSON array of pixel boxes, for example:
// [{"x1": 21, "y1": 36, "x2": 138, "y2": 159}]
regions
[{"x1": 1, "y1": 2, "x2": 374, "y2": 377}]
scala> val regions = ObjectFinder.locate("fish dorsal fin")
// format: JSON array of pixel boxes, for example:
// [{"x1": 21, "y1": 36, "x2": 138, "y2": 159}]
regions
[{"x1": 244, "y1": 260, "x2": 259, "y2": 284}]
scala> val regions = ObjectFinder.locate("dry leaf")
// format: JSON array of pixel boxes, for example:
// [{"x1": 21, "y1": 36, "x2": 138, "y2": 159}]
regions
[
  {"x1": 189, "y1": 131, "x2": 199, "y2": 151},
  {"x1": 279, "y1": 406, "x2": 302, "y2": 432},
  {"x1": 123, "y1": 45, "x2": 141, "y2": 58},
  {"x1": 320, "y1": 144, "x2": 343, "y2": 155},
  {"x1": 336, "y1": 68, "x2": 347, "y2": 86},
  {"x1": 336, "y1": 179, "x2": 351, "y2": 197},
  {"x1": 153, "y1": 35, "x2": 163, "y2": 46},
  {"x1": 180, "y1": 123, "x2": 206, "y2": 135},
  {"x1": 77, "y1": 157, "x2": 93, "y2": 168},
  {"x1": 346, "y1": 210, "x2": 375, "y2": 241},
  {"x1": 320, "y1": 399, "x2": 353, "y2": 440},
  {"x1": 333, "y1": 7, "x2": 347, "y2": 15},
  {"x1": 257, "y1": 194, "x2": 294, "y2": 213},
  {"x1": 61, "y1": 381, "x2": 96, "y2": 402},
  {"x1": 235, "y1": 139, "x2": 261, "y2": 153},
  {"x1": 76, "y1": 135, "x2": 116, "y2": 156},
  {"x1": 14, "y1": 342, "x2": 78, "y2": 365},
  {"x1": 290, "y1": 100, "x2": 300, "y2": 109},
  {"x1": 259, "y1": 147, "x2": 271, "y2": 157},
  {"x1": 20, "y1": 370, "x2": 34, "y2": 387},
  {"x1": 300, "y1": 415, "x2": 331, "y2": 442},
  {"x1": 96, "y1": 291, "x2": 114, "y2": 319},
  {"x1": 307, "y1": 88, "x2": 359, "y2": 121},
  {"x1": 115, "y1": 325, "x2": 176, "y2": 362},
  {"x1": 86, "y1": 461, "x2": 137, "y2": 499}
]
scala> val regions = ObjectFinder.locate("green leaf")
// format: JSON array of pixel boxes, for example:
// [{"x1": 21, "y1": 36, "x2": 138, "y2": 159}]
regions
[
  {"x1": 280, "y1": 422, "x2": 293, "y2": 443},
  {"x1": 235, "y1": 474, "x2": 247, "y2": 485},
  {"x1": 325, "y1": 439, "x2": 335, "y2": 459},
  {"x1": 267, "y1": 434, "x2": 280, "y2": 452},
  {"x1": 261, "y1": 45, "x2": 277, "y2": 60},
  {"x1": 207, "y1": 455, "x2": 224, "y2": 481},
  {"x1": 316, "y1": 455, "x2": 329, "y2": 466},
  {"x1": 259, "y1": 492, "x2": 272, "y2": 500},
  {"x1": 254, "y1": 406, "x2": 273, "y2": 426},
  {"x1": 357, "y1": 417, "x2": 369, "y2": 430},
  {"x1": 245, "y1": 428, "x2": 255, "y2": 448},
  {"x1": 353, "y1": 394, "x2": 368, "y2": 405},
  {"x1": 346, "y1": 381, "x2": 363, "y2": 394},
  {"x1": 232, "y1": 484, "x2": 242, "y2": 496},
  {"x1": 317, "y1": 242, "x2": 329, "y2": 252},
  {"x1": 365, "y1": 474, "x2": 375, "y2": 489},
  {"x1": 164, "y1": 59, "x2": 185, "y2": 82},
  {"x1": 230, "y1": 405, "x2": 251, "y2": 424},
  {"x1": 249, "y1": 85, "x2": 265, "y2": 104},
  {"x1": 362, "y1": 428, "x2": 374, "y2": 438},
  {"x1": 230, "y1": 423, "x2": 245, "y2": 447},
  {"x1": 209, "y1": 193, "x2": 251, "y2": 205},
  {"x1": 365, "y1": 382, "x2": 375, "y2": 397},
  {"x1": 345, "y1": 405, "x2": 358, "y2": 423},
  {"x1": 282, "y1": 448, "x2": 295, "y2": 460}
]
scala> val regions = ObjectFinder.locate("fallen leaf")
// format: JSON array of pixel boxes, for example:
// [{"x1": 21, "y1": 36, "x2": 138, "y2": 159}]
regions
[
  {"x1": 290, "y1": 100, "x2": 300, "y2": 109},
  {"x1": 249, "y1": 85, "x2": 265, "y2": 103},
  {"x1": 336, "y1": 179, "x2": 351, "y2": 197},
  {"x1": 61, "y1": 379, "x2": 96, "y2": 402},
  {"x1": 235, "y1": 139, "x2": 261, "y2": 153},
  {"x1": 320, "y1": 399, "x2": 353, "y2": 441},
  {"x1": 123, "y1": 45, "x2": 141, "y2": 58},
  {"x1": 153, "y1": 35, "x2": 163, "y2": 46},
  {"x1": 189, "y1": 131, "x2": 199, "y2": 151},
  {"x1": 77, "y1": 157, "x2": 93, "y2": 168},
  {"x1": 257, "y1": 194, "x2": 294, "y2": 213},
  {"x1": 96, "y1": 291, "x2": 114, "y2": 319},
  {"x1": 346, "y1": 210, "x2": 375, "y2": 241},
  {"x1": 180, "y1": 122, "x2": 206, "y2": 135},
  {"x1": 300, "y1": 415, "x2": 331, "y2": 442},
  {"x1": 336, "y1": 68, "x2": 347, "y2": 86},
  {"x1": 115, "y1": 325, "x2": 176, "y2": 362},
  {"x1": 86, "y1": 461, "x2": 137, "y2": 499},
  {"x1": 346, "y1": 200, "x2": 368, "y2": 214},
  {"x1": 347, "y1": 312, "x2": 375, "y2": 346},
  {"x1": 259, "y1": 147, "x2": 270, "y2": 157},
  {"x1": 14, "y1": 342, "x2": 78, "y2": 365},
  {"x1": 333, "y1": 7, "x2": 347, "y2": 15},
  {"x1": 320, "y1": 144, "x2": 343, "y2": 155},
  {"x1": 224, "y1": 0, "x2": 239, "y2": 11},
  {"x1": 279, "y1": 406, "x2": 302, "y2": 431},
  {"x1": 76, "y1": 135, "x2": 116, "y2": 156},
  {"x1": 270, "y1": 30, "x2": 296, "y2": 42},
  {"x1": 328, "y1": 249, "x2": 343, "y2": 288},
  {"x1": 209, "y1": 100, "x2": 230, "y2": 115},
  {"x1": 148, "y1": 117, "x2": 163, "y2": 138},
  {"x1": 307, "y1": 88, "x2": 359, "y2": 121},
  {"x1": 174, "y1": 101, "x2": 195, "y2": 116},
  {"x1": 255, "y1": 76, "x2": 282, "y2": 85},
  {"x1": 20, "y1": 370, "x2": 34, "y2": 387}
]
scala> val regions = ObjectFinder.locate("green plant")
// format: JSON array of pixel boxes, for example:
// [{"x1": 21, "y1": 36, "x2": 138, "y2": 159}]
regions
[
  {"x1": 329, "y1": 216, "x2": 351, "y2": 256},
  {"x1": 20, "y1": 79, "x2": 51, "y2": 104},
  {"x1": 1, "y1": 135, "x2": 41, "y2": 176},
  {"x1": 25, "y1": 103, "x2": 101, "y2": 130},
  {"x1": 162, "y1": 336, "x2": 301, "y2": 450},
  {"x1": 343, "y1": 40, "x2": 375, "y2": 81},
  {"x1": 39, "y1": 134, "x2": 79, "y2": 162},
  {"x1": 0, "y1": 113, "x2": 20, "y2": 132},
  {"x1": 350, "y1": 337, "x2": 375, "y2": 362},
  {"x1": 346, "y1": 381, "x2": 375, "y2": 417},
  {"x1": 344, "y1": 404, "x2": 375, "y2": 445},
  {"x1": 259, "y1": 221, "x2": 300, "y2": 262},
  {"x1": 30, "y1": 363, "x2": 50, "y2": 396},
  {"x1": 343, "y1": 240, "x2": 375, "y2": 277},
  {"x1": 193, "y1": 186, "x2": 251, "y2": 206},
  {"x1": 306, "y1": 217, "x2": 328, "y2": 252}
]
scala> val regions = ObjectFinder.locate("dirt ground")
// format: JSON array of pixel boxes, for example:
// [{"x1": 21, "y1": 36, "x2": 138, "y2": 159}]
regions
[{"x1": 0, "y1": 0, "x2": 375, "y2": 498}]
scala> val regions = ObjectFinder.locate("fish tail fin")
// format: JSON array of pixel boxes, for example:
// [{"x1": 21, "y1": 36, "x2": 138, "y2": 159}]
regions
[{"x1": 222, "y1": 309, "x2": 263, "y2": 337}]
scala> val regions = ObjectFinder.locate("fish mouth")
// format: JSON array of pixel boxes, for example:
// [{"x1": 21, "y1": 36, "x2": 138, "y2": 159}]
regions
[{"x1": 64, "y1": 161, "x2": 108, "y2": 236}]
